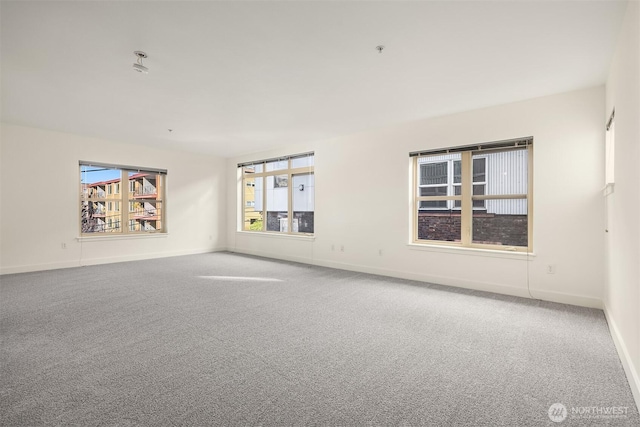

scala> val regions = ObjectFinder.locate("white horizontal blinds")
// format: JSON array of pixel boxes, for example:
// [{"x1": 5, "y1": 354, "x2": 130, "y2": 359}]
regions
[
  {"x1": 79, "y1": 161, "x2": 167, "y2": 175},
  {"x1": 409, "y1": 136, "x2": 533, "y2": 157},
  {"x1": 606, "y1": 109, "x2": 615, "y2": 131},
  {"x1": 237, "y1": 152, "x2": 314, "y2": 169}
]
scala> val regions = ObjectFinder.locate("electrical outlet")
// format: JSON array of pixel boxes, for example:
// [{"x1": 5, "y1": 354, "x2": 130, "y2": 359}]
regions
[
  {"x1": 546, "y1": 264, "x2": 556, "y2": 274},
  {"x1": 378, "y1": 249, "x2": 383, "y2": 256},
  {"x1": 61, "y1": 242, "x2": 67, "y2": 249}
]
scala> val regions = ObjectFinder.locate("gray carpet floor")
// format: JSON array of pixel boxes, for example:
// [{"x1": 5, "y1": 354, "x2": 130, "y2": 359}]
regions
[{"x1": 1, "y1": 252, "x2": 638, "y2": 426}]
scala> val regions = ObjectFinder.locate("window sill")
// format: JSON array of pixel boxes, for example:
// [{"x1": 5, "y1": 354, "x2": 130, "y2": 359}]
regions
[
  {"x1": 236, "y1": 231, "x2": 315, "y2": 241},
  {"x1": 407, "y1": 243, "x2": 534, "y2": 260},
  {"x1": 77, "y1": 233, "x2": 168, "y2": 242}
]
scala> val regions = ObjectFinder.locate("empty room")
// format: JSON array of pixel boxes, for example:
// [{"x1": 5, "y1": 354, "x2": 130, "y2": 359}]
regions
[{"x1": 1, "y1": 0, "x2": 639, "y2": 425}]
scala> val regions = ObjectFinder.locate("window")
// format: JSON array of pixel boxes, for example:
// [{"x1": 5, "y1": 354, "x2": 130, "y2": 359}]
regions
[
  {"x1": 239, "y1": 153, "x2": 314, "y2": 234},
  {"x1": 412, "y1": 138, "x2": 532, "y2": 252},
  {"x1": 80, "y1": 162, "x2": 166, "y2": 235},
  {"x1": 606, "y1": 109, "x2": 615, "y2": 185}
]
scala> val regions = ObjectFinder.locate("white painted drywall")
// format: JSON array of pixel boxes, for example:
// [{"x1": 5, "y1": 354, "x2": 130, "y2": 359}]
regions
[
  {"x1": 0, "y1": 124, "x2": 227, "y2": 274},
  {"x1": 604, "y1": 0, "x2": 640, "y2": 408},
  {"x1": 227, "y1": 86, "x2": 606, "y2": 309}
]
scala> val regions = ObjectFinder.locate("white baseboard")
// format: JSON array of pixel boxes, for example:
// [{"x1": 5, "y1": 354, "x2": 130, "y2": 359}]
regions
[
  {"x1": 230, "y1": 248, "x2": 604, "y2": 309},
  {"x1": 603, "y1": 304, "x2": 640, "y2": 412},
  {"x1": 78, "y1": 247, "x2": 225, "y2": 267},
  {"x1": 311, "y1": 257, "x2": 534, "y2": 299},
  {"x1": 529, "y1": 289, "x2": 603, "y2": 309},
  {"x1": 227, "y1": 247, "x2": 316, "y2": 266},
  {"x1": 0, "y1": 247, "x2": 227, "y2": 275},
  {"x1": 0, "y1": 259, "x2": 81, "y2": 275}
]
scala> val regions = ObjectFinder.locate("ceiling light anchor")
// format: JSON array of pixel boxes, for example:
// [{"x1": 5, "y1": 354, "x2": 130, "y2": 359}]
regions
[
  {"x1": 376, "y1": 45, "x2": 385, "y2": 53},
  {"x1": 133, "y1": 51, "x2": 149, "y2": 74}
]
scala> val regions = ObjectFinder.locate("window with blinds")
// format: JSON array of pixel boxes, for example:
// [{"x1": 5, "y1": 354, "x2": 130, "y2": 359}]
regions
[
  {"x1": 238, "y1": 153, "x2": 314, "y2": 235},
  {"x1": 80, "y1": 162, "x2": 167, "y2": 235},
  {"x1": 411, "y1": 138, "x2": 532, "y2": 252}
]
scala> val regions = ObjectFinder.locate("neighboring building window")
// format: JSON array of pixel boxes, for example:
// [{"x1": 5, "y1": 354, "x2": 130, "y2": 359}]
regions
[
  {"x1": 239, "y1": 152, "x2": 314, "y2": 234},
  {"x1": 419, "y1": 157, "x2": 487, "y2": 210},
  {"x1": 80, "y1": 162, "x2": 167, "y2": 235},
  {"x1": 412, "y1": 138, "x2": 532, "y2": 252}
]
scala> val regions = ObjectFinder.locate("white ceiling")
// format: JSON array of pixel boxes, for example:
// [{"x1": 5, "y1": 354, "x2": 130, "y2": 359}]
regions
[{"x1": 0, "y1": 1, "x2": 629, "y2": 158}]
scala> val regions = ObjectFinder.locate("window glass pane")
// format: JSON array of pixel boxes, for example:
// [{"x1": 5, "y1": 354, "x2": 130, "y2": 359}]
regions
[
  {"x1": 131, "y1": 201, "x2": 162, "y2": 231},
  {"x1": 416, "y1": 208, "x2": 461, "y2": 242},
  {"x1": 420, "y1": 186, "x2": 447, "y2": 197},
  {"x1": 473, "y1": 158, "x2": 486, "y2": 182},
  {"x1": 420, "y1": 162, "x2": 447, "y2": 185},
  {"x1": 129, "y1": 172, "x2": 159, "y2": 197},
  {"x1": 243, "y1": 164, "x2": 263, "y2": 174},
  {"x1": 291, "y1": 154, "x2": 314, "y2": 168},
  {"x1": 80, "y1": 166, "x2": 122, "y2": 233},
  {"x1": 472, "y1": 184, "x2": 486, "y2": 208},
  {"x1": 453, "y1": 161, "x2": 461, "y2": 184},
  {"x1": 128, "y1": 172, "x2": 163, "y2": 233},
  {"x1": 473, "y1": 199, "x2": 528, "y2": 247},
  {"x1": 266, "y1": 175, "x2": 288, "y2": 231},
  {"x1": 475, "y1": 149, "x2": 527, "y2": 196},
  {"x1": 420, "y1": 200, "x2": 448, "y2": 209},
  {"x1": 292, "y1": 173, "x2": 314, "y2": 233},
  {"x1": 266, "y1": 159, "x2": 288, "y2": 172},
  {"x1": 244, "y1": 176, "x2": 263, "y2": 231},
  {"x1": 81, "y1": 165, "x2": 120, "y2": 199}
]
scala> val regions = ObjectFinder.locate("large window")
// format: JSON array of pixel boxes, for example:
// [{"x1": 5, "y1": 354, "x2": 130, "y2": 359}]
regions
[
  {"x1": 412, "y1": 138, "x2": 532, "y2": 252},
  {"x1": 80, "y1": 162, "x2": 166, "y2": 235},
  {"x1": 239, "y1": 153, "x2": 314, "y2": 234}
]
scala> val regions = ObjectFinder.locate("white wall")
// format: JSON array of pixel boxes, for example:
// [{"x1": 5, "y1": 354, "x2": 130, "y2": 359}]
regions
[
  {"x1": 0, "y1": 123, "x2": 227, "y2": 274},
  {"x1": 604, "y1": 0, "x2": 640, "y2": 408},
  {"x1": 227, "y1": 86, "x2": 606, "y2": 309}
]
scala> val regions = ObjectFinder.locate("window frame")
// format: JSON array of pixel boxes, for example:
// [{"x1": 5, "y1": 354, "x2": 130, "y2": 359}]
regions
[
  {"x1": 239, "y1": 153, "x2": 314, "y2": 235},
  {"x1": 412, "y1": 140, "x2": 533, "y2": 252},
  {"x1": 605, "y1": 109, "x2": 615, "y2": 186},
  {"x1": 79, "y1": 162, "x2": 167, "y2": 236}
]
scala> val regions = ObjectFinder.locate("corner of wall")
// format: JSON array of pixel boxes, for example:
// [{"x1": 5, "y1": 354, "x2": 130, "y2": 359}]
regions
[{"x1": 604, "y1": 303, "x2": 640, "y2": 411}]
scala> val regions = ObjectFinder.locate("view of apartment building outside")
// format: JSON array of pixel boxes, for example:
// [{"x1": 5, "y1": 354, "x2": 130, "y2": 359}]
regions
[{"x1": 80, "y1": 164, "x2": 165, "y2": 234}]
